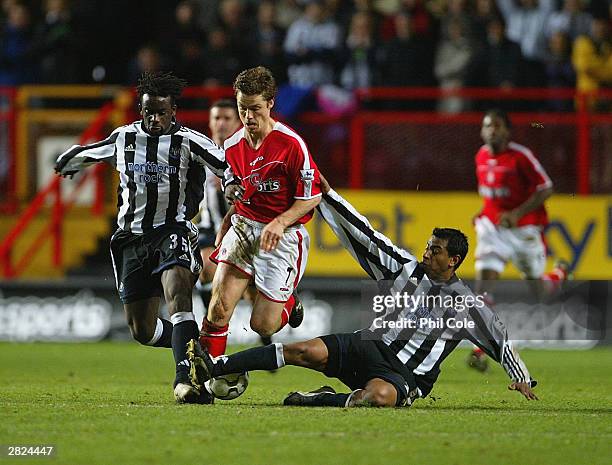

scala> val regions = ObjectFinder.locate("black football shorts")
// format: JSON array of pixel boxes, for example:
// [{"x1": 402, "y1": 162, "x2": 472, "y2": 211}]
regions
[
  {"x1": 110, "y1": 223, "x2": 203, "y2": 304},
  {"x1": 320, "y1": 332, "x2": 421, "y2": 407}
]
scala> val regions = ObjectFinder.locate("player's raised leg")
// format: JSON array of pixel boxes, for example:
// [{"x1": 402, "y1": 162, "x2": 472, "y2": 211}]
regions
[
  {"x1": 201, "y1": 262, "x2": 250, "y2": 356},
  {"x1": 249, "y1": 291, "x2": 302, "y2": 337}
]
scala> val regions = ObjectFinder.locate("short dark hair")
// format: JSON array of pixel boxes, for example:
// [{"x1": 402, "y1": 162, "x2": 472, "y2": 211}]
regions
[
  {"x1": 233, "y1": 66, "x2": 277, "y2": 101},
  {"x1": 137, "y1": 72, "x2": 187, "y2": 106},
  {"x1": 210, "y1": 98, "x2": 238, "y2": 115},
  {"x1": 484, "y1": 108, "x2": 512, "y2": 129},
  {"x1": 432, "y1": 227, "x2": 468, "y2": 271}
]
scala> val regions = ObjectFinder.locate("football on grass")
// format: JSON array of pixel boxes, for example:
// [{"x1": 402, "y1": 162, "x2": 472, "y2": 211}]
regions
[{"x1": 205, "y1": 372, "x2": 249, "y2": 400}]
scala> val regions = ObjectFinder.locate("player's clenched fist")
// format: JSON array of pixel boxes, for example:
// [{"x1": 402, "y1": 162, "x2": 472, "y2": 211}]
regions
[
  {"x1": 224, "y1": 184, "x2": 245, "y2": 204},
  {"x1": 54, "y1": 145, "x2": 81, "y2": 177}
]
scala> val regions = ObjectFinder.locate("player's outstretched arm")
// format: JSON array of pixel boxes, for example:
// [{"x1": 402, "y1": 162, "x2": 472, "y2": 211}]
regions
[
  {"x1": 317, "y1": 174, "x2": 416, "y2": 281},
  {"x1": 463, "y1": 299, "x2": 538, "y2": 400},
  {"x1": 55, "y1": 132, "x2": 119, "y2": 177}
]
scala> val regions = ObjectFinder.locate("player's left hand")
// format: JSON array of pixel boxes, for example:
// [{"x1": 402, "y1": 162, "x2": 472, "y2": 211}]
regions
[
  {"x1": 508, "y1": 382, "x2": 539, "y2": 400},
  {"x1": 260, "y1": 219, "x2": 284, "y2": 252},
  {"x1": 54, "y1": 145, "x2": 80, "y2": 177},
  {"x1": 498, "y1": 210, "x2": 520, "y2": 228}
]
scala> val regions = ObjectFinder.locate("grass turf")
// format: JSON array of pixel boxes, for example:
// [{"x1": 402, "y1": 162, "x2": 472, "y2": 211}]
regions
[{"x1": 0, "y1": 342, "x2": 610, "y2": 465}]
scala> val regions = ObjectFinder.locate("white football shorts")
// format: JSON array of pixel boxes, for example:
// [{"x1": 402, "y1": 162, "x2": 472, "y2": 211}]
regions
[
  {"x1": 474, "y1": 216, "x2": 546, "y2": 279},
  {"x1": 212, "y1": 214, "x2": 309, "y2": 302}
]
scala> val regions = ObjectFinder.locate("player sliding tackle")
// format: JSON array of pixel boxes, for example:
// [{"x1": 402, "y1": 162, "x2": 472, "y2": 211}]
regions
[{"x1": 188, "y1": 175, "x2": 539, "y2": 407}]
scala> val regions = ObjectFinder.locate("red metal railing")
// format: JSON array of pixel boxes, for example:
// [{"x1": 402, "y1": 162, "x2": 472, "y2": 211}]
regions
[
  {"x1": 0, "y1": 102, "x2": 115, "y2": 278},
  {"x1": 0, "y1": 87, "x2": 17, "y2": 214},
  {"x1": 173, "y1": 86, "x2": 605, "y2": 194},
  {"x1": 351, "y1": 87, "x2": 599, "y2": 194}
]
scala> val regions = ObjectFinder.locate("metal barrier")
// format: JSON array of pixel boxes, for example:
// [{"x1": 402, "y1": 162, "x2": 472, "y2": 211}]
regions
[
  {"x1": 0, "y1": 87, "x2": 16, "y2": 213},
  {"x1": 0, "y1": 103, "x2": 114, "y2": 278}
]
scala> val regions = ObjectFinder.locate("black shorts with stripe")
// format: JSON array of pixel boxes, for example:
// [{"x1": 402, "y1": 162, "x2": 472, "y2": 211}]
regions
[
  {"x1": 110, "y1": 224, "x2": 202, "y2": 304},
  {"x1": 320, "y1": 332, "x2": 421, "y2": 407}
]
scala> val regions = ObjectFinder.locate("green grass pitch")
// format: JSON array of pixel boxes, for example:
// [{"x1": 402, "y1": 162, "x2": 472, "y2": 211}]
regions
[{"x1": 1, "y1": 342, "x2": 610, "y2": 465}]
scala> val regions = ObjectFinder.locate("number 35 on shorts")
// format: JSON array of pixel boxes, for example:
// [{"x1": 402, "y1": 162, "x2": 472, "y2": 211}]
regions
[{"x1": 169, "y1": 233, "x2": 189, "y2": 252}]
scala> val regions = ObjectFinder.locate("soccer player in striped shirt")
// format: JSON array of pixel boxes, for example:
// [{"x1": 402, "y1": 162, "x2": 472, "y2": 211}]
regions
[
  {"x1": 187, "y1": 175, "x2": 539, "y2": 407},
  {"x1": 55, "y1": 72, "x2": 230, "y2": 404}
]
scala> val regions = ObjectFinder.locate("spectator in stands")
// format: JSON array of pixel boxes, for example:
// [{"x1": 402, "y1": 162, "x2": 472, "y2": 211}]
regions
[
  {"x1": 202, "y1": 27, "x2": 242, "y2": 86},
  {"x1": 339, "y1": 11, "x2": 379, "y2": 90},
  {"x1": 214, "y1": 0, "x2": 252, "y2": 72},
  {"x1": 31, "y1": 0, "x2": 78, "y2": 83},
  {"x1": 434, "y1": 18, "x2": 473, "y2": 113},
  {"x1": 169, "y1": 0, "x2": 207, "y2": 52},
  {"x1": 253, "y1": 0, "x2": 287, "y2": 84},
  {"x1": 127, "y1": 45, "x2": 165, "y2": 85},
  {"x1": 339, "y1": 0, "x2": 386, "y2": 41},
  {"x1": 0, "y1": 2, "x2": 36, "y2": 85},
  {"x1": 546, "y1": 0, "x2": 592, "y2": 41},
  {"x1": 545, "y1": 31, "x2": 575, "y2": 111},
  {"x1": 194, "y1": 0, "x2": 218, "y2": 32},
  {"x1": 168, "y1": 1, "x2": 207, "y2": 85},
  {"x1": 397, "y1": 0, "x2": 437, "y2": 39},
  {"x1": 276, "y1": 0, "x2": 303, "y2": 29},
  {"x1": 466, "y1": 17, "x2": 522, "y2": 92},
  {"x1": 472, "y1": 0, "x2": 500, "y2": 43},
  {"x1": 1, "y1": 0, "x2": 19, "y2": 24},
  {"x1": 572, "y1": 16, "x2": 612, "y2": 110},
  {"x1": 441, "y1": 0, "x2": 475, "y2": 41},
  {"x1": 378, "y1": 12, "x2": 434, "y2": 88},
  {"x1": 284, "y1": 0, "x2": 342, "y2": 87},
  {"x1": 496, "y1": 0, "x2": 556, "y2": 87}
]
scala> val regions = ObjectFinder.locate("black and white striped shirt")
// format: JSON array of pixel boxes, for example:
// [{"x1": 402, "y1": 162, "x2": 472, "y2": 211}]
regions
[
  {"x1": 197, "y1": 167, "x2": 229, "y2": 233},
  {"x1": 318, "y1": 189, "x2": 535, "y2": 396},
  {"x1": 56, "y1": 121, "x2": 228, "y2": 234}
]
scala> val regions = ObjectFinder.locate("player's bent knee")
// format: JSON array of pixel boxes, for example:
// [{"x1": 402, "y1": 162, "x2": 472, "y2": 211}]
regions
[
  {"x1": 364, "y1": 383, "x2": 397, "y2": 407},
  {"x1": 249, "y1": 319, "x2": 276, "y2": 338},
  {"x1": 127, "y1": 322, "x2": 153, "y2": 345}
]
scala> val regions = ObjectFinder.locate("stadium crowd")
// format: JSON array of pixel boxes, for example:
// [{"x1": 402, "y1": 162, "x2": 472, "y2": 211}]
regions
[{"x1": 2, "y1": 0, "x2": 612, "y2": 104}]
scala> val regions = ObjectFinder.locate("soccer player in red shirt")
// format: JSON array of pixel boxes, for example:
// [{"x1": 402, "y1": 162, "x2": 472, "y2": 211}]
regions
[
  {"x1": 470, "y1": 109, "x2": 568, "y2": 370},
  {"x1": 201, "y1": 67, "x2": 322, "y2": 357}
]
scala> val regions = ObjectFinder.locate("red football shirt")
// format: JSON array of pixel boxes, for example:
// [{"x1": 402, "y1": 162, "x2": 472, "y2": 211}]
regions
[
  {"x1": 475, "y1": 141, "x2": 553, "y2": 227},
  {"x1": 224, "y1": 122, "x2": 321, "y2": 224}
]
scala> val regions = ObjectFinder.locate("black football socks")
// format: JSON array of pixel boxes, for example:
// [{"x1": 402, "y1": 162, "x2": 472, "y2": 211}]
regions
[
  {"x1": 146, "y1": 318, "x2": 173, "y2": 348},
  {"x1": 171, "y1": 313, "x2": 200, "y2": 385},
  {"x1": 213, "y1": 343, "x2": 285, "y2": 377}
]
